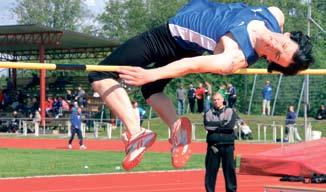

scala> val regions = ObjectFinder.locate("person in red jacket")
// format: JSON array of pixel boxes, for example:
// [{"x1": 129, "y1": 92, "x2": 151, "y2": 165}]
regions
[{"x1": 195, "y1": 82, "x2": 206, "y2": 113}]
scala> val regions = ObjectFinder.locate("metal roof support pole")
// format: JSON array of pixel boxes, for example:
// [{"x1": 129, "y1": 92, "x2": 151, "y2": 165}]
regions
[
  {"x1": 39, "y1": 44, "x2": 46, "y2": 133},
  {"x1": 247, "y1": 74, "x2": 257, "y2": 115},
  {"x1": 304, "y1": 0, "x2": 312, "y2": 141},
  {"x1": 271, "y1": 74, "x2": 282, "y2": 116}
]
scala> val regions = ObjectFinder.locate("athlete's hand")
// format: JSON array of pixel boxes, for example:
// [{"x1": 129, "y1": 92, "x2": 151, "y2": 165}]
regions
[{"x1": 118, "y1": 66, "x2": 156, "y2": 86}]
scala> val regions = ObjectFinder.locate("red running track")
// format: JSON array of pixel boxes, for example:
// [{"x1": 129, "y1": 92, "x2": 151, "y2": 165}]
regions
[
  {"x1": 0, "y1": 137, "x2": 324, "y2": 192},
  {"x1": 0, "y1": 170, "x2": 324, "y2": 192}
]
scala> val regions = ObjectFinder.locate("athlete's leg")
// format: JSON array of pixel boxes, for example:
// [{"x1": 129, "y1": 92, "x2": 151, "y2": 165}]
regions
[
  {"x1": 147, "y1": 92, "x2": 178, "y2": 129},
  {"x1": 146, "y1": 91, "x2": 192, "y2": 168},
  {"x1": 92, "y1": 79, "x2": 141, "y2": 135},
  {"x1": 89, "y1": 24, "x2": 184, "y2": 170}
]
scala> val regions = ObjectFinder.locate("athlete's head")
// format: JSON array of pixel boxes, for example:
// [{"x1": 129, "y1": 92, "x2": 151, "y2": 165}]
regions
[{"x1": 267, "y1": 31, "x2": 314, "y2": 75}]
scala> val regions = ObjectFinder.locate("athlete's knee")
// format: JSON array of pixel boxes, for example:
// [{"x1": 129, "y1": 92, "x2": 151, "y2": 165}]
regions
[{"x1": 146, "y1": 93, "x2": 161, "y2": 105}]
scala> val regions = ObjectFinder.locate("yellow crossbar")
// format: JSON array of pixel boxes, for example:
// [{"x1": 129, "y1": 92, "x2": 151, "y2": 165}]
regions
[{"x1": 0, "y1": 61, "x2": 325, "y2": 75}]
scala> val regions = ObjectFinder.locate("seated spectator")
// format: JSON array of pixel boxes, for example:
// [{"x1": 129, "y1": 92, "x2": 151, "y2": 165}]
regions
[
  {"x1": 25, "y1": 73, "x2": 39, "y2": 90},
  {"x1": 2, "y1": 90, "x2": 13, "y2": 110},
  {"x1": 5, "y1": 78, "x2": 14, "y2": 94},
  {"x1": 61, "y1": 97, "x2": 70, "y2": 112},
  {"x1": 76, "y1": 86, "x2": 86, "y2": 107},
  {"x1": 52, "y1": 97, "x2": 63, "y2": 118},
  {"x1": 315, "y1": 105, "x2": 326, "y2": 120},
  {"x1": 239, "y1": 120, "x2": 253, "y2": 140},
  {"x1": 66, "y1": 90, "x2": 74, "y2": 104},
  {"x1": 53, "y1": 72, "x2": 69, "y2": 91},
  {"x1": 23, "y1": 97, "x2": 34, "y2": 117},
  {"x1": 0, "y1": 89, "x2": 3, "y2": 105},
  {"x1": 45, "y1": 96, "x2": 54, "y2": 117},
  {"x1": 8, "y1": 111, "x2": 19, "y2": 133}
]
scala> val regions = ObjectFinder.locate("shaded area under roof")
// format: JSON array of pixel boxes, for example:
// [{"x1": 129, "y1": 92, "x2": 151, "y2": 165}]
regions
[{"x1": 0, "y1": 24, "x2": 120, "y2": 60}]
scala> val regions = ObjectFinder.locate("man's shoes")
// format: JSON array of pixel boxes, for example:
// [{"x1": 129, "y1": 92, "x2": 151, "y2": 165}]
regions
[
  {"x1": 170, "y1": 117, "x2": 192, "y2": 169},
  {"x1": 121, "y1": 128, "x2": 156, "y2": 171},
  {"x1": 68, "y1": 144, "x2": 72, "y2": 149},
  {"x1": 80, "y1": 145, "x2": 87, "y2": 150}
]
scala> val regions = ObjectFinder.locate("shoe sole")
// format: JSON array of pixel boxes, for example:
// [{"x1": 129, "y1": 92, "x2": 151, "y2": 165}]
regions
[
  {"x1": 122, "y1": 131, "x2": 156, "y2": 171},
  {"x1": 171, "y1": 117, "x2": 192, "y2": 169},
  {"x1": 171, "y1": 145, "x2": 192, "y2": 169}
]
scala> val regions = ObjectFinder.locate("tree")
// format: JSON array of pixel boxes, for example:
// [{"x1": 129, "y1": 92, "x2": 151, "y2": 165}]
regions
[
  {"x1": 13, "y1": 0, "x2": 88, "y2": 31},
  {"x1": 98, "y1": 0, "x2": 186, "y2": 41}
]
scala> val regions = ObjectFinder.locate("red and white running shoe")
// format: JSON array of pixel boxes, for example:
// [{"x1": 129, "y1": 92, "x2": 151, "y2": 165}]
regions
[
  {"x1": 170, "y1": 117, "x2": 192, "y2": 169},
  {"x1": 121, "y1": 128, "x2": 156, "y2": 171}
]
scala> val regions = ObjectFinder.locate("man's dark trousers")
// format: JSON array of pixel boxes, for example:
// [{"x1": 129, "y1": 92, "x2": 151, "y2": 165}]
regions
[{"x1": 205, "y1": 144, "x2": 237, "y2": 192}]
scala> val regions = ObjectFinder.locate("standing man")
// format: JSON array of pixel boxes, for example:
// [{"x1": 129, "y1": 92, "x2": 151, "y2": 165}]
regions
[
  {"x1": 205, "y1": 81, "x2": 212, "y2": 112},
  {"x1": 68, "y1": 106, "x2": 87, "y2": 150},
  {"x1": 196, "y1": 82, "x2": 206, "y2": 113},
  {"x1": 187, "y1": 84, "x2": 196, "y2": 113},
  {"x1": 227, "y1": 83, "x2": 237, "y2": 109},
  {"x1": 285, "y1": 105, "x2": 301, "y2": 142},
  {"x1": 203, "y1": 92, "x2": 237, "y2": 192},
  {"x1": 176, "y1": 83, "x2": 187, "y2": 115},
  {"x1": 89, "y1": 0, "x2": 313, "y2": 171},
  {"x1": 262, "y1": 80, "x2": 273, "y2": 115}
]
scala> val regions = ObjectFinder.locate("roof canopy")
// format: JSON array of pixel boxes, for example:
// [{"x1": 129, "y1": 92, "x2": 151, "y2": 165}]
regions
[{"x1": 0, "y1": 24, "x2": 120, "y2": 61}]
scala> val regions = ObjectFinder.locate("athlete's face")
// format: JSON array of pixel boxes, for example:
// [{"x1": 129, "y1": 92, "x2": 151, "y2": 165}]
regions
[{"x1": 263, "y1": 33, "x2": 299, "y2": 67}]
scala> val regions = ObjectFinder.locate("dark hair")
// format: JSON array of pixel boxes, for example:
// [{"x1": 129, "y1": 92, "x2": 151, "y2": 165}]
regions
[{"x1": 267, "y1": 31, "x2": 314, "y2": 75}]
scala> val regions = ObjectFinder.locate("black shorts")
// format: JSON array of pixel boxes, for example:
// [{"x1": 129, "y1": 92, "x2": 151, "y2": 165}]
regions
[{"x1": 88, "y1": 24, "x2": 201, "y2": 99}]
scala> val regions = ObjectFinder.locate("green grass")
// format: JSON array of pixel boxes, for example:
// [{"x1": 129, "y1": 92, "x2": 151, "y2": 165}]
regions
[
  {"x1": 0, "y1": 113, "x2": 323, "y2": 178},
  {"x1": 0, "y1": 148, "x2": 206, "y2": 178}
]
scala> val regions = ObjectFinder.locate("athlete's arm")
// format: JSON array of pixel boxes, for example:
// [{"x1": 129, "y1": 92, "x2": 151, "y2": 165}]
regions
[{"x1": 118, "y1": 50, "x2": 247, "y2": 86}]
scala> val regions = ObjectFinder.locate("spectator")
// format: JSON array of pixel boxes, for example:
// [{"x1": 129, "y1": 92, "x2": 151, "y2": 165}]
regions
[
  {"x1": 285, "y1": 105, "x2": 301, "y2": 142},
  {"x1": 68, "y1": 106, "x2": 86, "y2": 150},
  {"x1": 227, "y1": 83, "x2": 237, "y2": 109},
  {"x1": 196, "y1": 82, "x2": 205, "y2": 113},
  {"x1": 45, "y1": 97, "x2": 54, "y2": 117},
  {"x1": 187, "y1": 84, "x2": 196, "y2": 113},
  {"x1": 5, "y1": 78, "x2": 14, "y2": 93},
  {"x1": 218, "y1": 84, "x2": 228, "y2": 105},
  {"x1": 52, "y1": 97, "x2": 62, "y2": 118},
  {"x1": 2, "y1": 91, "x2": 12, "y2": 110},
  {"x1": 76, "y1": 86, "x2": 86, "y2": 107},
  {"x1": 203, "y1": 92, "x2": 237, "y2": 192},
  {"x1": 61, "y1": 97, "x2": 70, "y2": 112},
  {"x1": 16, "y1": 90, "x2": 26, "y2": 112},
  {"x1": 24, "y1": 97, "x2": 34, "y2": 117},
  {"x1": 315, "y1": 105, "x2": 326, "y2": 120},
  {"x1": 31, "y1": 97, "x2": 40, "y2": 115},
  {"x1": 25, "y1": 73, "x2": 39, "y2": 90},
  {"x1": 53, "y1": 72, "x2": 68, "y2": 91},
  {"x1": 131, "y1": 101, "x2": 146, "y2": 126},
  {"x1": 176, "y1": 83, "x2": 186, "y2": 115},
  {"x1": 0, "y1": 90, "x2": 3, "y2": 110},
  {"x1": 33, "y1": 109, "x2": 41, "y2": 136},
  {"x1": 66, "y1": 90, "x2": 74, "y2": 104},
  {"x1": 8, "y1": 111, "x2": 19, "y2": 133},
  {"x1": 239, "y1": 120, "x2": 253, "y2": 140},
  {"x1": 204, "y1": 81, "x2": 212, "y2": 112},
  {"x1": 262, "y1": 80, "x2": 273, "y2": 116},
  {"x1": 138, "y1": 106, "x2": 146, "y2": 126}
]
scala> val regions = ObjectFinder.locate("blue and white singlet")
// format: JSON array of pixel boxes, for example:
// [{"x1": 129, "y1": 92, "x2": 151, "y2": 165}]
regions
[{"x1": 168, "y1": 0, "x2": 281, "y2": 65}]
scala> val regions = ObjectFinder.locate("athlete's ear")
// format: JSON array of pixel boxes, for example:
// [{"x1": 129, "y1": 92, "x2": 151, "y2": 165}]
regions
[{"x1": 284, "y1": 32, "x2": 291, "y2": 38}]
